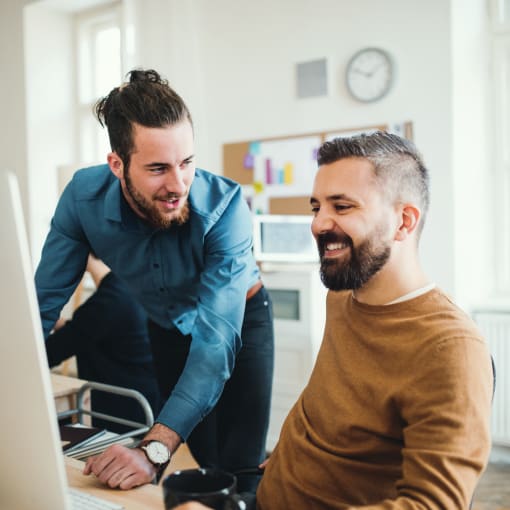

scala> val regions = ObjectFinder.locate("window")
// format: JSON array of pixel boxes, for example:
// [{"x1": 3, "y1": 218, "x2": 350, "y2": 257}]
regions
[
  {"x1": 492, "y1": 36, "x2": 510, "y2": 294},
  {"x1": 491, "y1": 0, "x2": 510, "y2": 31},
  {"x1": 491, "y1": 1, "x2": 510, "y2": 296},
  {"x1": 75, "y1": 3, "x2": 122, "y2": 164}
]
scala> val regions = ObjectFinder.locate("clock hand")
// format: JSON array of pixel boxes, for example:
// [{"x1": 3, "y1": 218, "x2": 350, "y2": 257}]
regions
[
  {"x1": 367, "y1": 62, "x2": 386, "y2": 77},
  {"x1": 352, "y1": 67, "x2": 371, "y2": 77}
]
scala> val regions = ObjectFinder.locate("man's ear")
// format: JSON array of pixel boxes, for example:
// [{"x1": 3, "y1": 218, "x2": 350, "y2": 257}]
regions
[
  {"x1": 394, "y1": 204, "x2": 421, "y2": 241},
  {"x1": 107, "y1": 152, "x2": 124, "y2": 179}
]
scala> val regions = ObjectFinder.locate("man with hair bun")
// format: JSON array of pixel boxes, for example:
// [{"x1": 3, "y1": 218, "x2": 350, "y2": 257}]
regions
[{"x1": 35, "y1": 68, "x2": 274, "y2": 493}]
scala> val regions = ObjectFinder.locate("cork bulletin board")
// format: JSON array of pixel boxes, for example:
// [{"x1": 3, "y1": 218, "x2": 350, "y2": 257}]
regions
[{"x1": 223, "y1": 121, "x2": 413, "y2": 215}]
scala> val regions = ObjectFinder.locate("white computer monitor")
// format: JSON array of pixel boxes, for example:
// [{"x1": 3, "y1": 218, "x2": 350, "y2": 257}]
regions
[
  {"x1": 252, "y1": 214, "x2": 318, "y2": 263},
  {"x1": 0, "y1": 169, "x2": 72, "y2": 510}
]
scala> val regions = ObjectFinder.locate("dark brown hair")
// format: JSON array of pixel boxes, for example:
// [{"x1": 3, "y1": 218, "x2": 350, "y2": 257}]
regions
[
  {"x1": 318, "y1": 131, "x2": 430, "y2": 236},
  {"x1": 95, "y1": 69, "x2": 193, "y2": 168}
]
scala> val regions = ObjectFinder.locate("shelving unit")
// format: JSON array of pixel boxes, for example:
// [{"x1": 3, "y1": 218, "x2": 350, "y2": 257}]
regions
[{"x1": 261, "y1": 265, "x2": 327, "y2": 450}]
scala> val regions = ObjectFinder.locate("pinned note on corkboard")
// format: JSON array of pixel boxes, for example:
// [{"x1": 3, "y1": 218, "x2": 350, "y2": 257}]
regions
[{"x1": 223, "y1": 121, "x2": 413, "y2": 215}]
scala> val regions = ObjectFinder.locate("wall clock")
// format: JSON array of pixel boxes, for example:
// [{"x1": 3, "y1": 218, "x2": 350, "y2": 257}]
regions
[{"x1": 345, "y1": 47, "x2": 394, "y2": 103}]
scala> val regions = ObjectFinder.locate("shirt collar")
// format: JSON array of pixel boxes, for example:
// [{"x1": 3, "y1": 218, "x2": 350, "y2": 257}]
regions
[
  {"x1": 104, "y1": 178, "x2": 123, "y2": 222},
  {"x1": 384, "y1": 282, "x2": 436, "y2": 305}
]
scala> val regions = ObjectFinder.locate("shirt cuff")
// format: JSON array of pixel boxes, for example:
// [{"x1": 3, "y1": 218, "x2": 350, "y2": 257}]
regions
[{"x1": 155, "y1": 395, "x2": 204, "y2": 441}]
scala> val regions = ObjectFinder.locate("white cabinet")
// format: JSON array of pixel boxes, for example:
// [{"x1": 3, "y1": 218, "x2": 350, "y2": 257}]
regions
[{"x1": 262, "y1": 265, "x2": 327, "y2": 450}]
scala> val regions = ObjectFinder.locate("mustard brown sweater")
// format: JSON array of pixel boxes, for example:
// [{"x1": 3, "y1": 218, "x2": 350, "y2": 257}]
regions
[{"x1": 257, "y1": 288, "x2": 493, "y2": 509}]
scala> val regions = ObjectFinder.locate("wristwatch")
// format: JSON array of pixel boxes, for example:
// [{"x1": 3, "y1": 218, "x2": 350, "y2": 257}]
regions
[{"x1": 137, "y1": 440, "x2": 171, "y2": 481}]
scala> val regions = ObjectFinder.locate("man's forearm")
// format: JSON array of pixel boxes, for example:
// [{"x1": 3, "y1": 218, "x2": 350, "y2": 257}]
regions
[{"x1": 143, "y1": 422, "x2": 182, "y2": 453}]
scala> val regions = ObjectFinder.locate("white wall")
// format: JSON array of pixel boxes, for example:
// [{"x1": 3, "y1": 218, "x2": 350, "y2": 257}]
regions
[
  {"x1": 128, "y1": 0, "x2": 457, "y2": 295},
  {"x1": 0, "y1": 0, "x2": 32, "y2": 235},
  {"x1": 24, "y1": 2, "x2": 76, "y2": 267},
  {"x1": 451, "y1": 0, "x2": 492, "y2": 309}
]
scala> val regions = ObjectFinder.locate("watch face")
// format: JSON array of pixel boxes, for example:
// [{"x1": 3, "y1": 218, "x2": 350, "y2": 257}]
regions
[
  {"x1": 346, "y1": 47, "x2": 393, "y2": 103},
  {"x1": 145, "y1": 441, "x2": 170, "y2": 464}
]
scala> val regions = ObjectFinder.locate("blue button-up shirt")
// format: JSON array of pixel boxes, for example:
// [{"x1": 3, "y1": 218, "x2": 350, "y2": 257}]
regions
[{"x1": 35, "y1": 164, "x2": 260, "y2": 439}]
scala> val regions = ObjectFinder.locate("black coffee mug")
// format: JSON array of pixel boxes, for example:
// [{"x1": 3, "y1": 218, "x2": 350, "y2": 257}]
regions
[{"x1": 163, "y1": 468, "x2": 245, "y2": 510}]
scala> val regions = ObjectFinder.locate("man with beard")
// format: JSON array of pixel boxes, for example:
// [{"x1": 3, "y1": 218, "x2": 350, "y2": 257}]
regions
[
  {"x1": 34, "y1": 69, "x2": 274, "y2": 492},
  {"x1": 255, "y1": 132, "x2": 493, "y2": 509}
]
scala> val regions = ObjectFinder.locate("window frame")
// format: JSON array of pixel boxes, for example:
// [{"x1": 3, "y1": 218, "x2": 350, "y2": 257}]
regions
[
  {"x1": 490, "y1": 0, "x2": 510, "y2": 32},
  {"x1": 74, "y1": 2, "x2": 123, "y2": 165},
  {"x1": 491, "y1": 33, "x2": 510, "y2": 296}
]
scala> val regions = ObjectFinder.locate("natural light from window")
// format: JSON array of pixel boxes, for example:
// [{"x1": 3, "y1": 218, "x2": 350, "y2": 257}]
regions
[
  {"x1": 94, "y1": 26, "x2": 121, "y2": 98},
  {"x1": 76, "y1": 5, "x2": 122, "y2": 165},
  {"x1": 491, "y1": 0, "x2": 510, "y2": 296}
]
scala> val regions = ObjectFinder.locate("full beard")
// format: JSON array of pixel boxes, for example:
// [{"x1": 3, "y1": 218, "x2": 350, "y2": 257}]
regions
[
  {"x1": 124, "y1": 172, "x2": 190, "y2": 229},
  {"x1": 318, "y1": 231, "x2": 391, "y2": 291}
]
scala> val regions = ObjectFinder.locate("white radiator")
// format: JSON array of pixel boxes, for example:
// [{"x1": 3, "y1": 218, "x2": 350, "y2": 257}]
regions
[{"x1": 473, "y1": 311, "x2": 510, "y2": 445}]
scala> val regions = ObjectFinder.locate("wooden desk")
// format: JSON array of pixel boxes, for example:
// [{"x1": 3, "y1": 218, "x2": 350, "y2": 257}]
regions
[
  {"x1": 51, "y1": 375, "x2": 162, "y2": 508},
  {"x1": 51, "y1": 372, "x2": 87, "y2": 398},
  {"x1": 54, "y1": 373, "x2": 195, "y2": 508},
  {"x1": 51, "y1": 373, "x2": 89, "y2": 420},
  {"x1": 65, "y1": 456, "x2": 164, "y2": 509}
]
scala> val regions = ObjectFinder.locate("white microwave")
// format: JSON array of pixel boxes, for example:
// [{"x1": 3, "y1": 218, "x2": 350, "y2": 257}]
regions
[{"x1": 252, "y1": 214, "x2": 318, "y2": 263}]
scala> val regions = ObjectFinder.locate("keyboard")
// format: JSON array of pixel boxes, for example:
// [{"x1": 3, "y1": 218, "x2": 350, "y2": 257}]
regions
[{"x1": 68, "y1": 488, "x2": 125, "y2": 510}]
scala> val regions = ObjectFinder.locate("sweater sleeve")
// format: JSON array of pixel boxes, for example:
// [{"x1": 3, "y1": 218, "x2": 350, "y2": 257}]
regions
[{"x1": 348, "y1": 336, "x2": 493, "y2": 510}]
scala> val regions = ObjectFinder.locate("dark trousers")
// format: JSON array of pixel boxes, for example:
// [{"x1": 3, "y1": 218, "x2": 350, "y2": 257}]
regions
[{"x1": 148, "y1": 286, "x2": 274, "y2": 493}]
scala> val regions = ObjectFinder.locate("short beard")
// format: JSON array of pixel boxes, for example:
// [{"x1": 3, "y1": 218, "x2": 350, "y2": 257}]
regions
[
  {"x1": 318, "y1": 230, "x2": 391, "y2": 291},
  {"x1": 124, "y1": 167, "x2": 190, "y2": 229}
]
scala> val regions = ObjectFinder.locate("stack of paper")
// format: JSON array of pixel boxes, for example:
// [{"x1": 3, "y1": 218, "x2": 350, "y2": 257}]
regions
[
  {"x1": 60, "y1": 424, "x2": 107, "y2": 453},
  {"x1": 59, "y1": 424, "x2": 134, "y2": 460}
]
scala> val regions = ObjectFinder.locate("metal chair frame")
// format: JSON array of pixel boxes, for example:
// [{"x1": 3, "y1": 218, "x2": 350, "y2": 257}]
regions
[{"x1": 57, "y1": 381, "x2": 154, "y2": 458}]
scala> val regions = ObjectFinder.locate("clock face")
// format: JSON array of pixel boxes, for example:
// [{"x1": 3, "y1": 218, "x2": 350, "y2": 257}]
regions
[{"x1": 346, "y1": 48, "x2": 394, "y2": 103}]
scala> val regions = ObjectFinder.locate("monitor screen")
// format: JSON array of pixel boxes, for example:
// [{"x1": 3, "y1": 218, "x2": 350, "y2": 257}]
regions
[
  {"x1": 252, "y1": 214, "x2": 318, "y2": 263},
  {"x1": 0, "y1": 169, "x2": 72, "y2": 509}
]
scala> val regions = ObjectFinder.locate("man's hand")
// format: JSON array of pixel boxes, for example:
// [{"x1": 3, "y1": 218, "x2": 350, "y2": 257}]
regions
[
  {"x1": 83, "y1": 444, "x2": 156, "y2": 489},
  {"x1": 259, "y1": 458, "x2": 269, "y2": 470},
  {"x1": 52, "y1": 317, "x2": 67, "y2": 332},
  {"x1": 83, "y1": 423, "x2": 182, "y2": 490}
]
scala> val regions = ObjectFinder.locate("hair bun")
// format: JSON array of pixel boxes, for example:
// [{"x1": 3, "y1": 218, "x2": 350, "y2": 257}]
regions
[{"x1": 128, "y1": 69, "x2": 166, "y2": 85}]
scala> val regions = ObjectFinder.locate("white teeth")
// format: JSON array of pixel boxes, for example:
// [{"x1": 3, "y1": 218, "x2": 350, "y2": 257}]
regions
[{"x1": 326, "y1": 242, "x2": 346, "y2": 250}]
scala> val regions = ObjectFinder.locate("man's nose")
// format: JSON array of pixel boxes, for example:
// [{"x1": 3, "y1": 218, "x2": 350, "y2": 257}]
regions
[
  {"x1": 312, "y1": 211, "x2": 335, "y2": 236},
  {"x1": 163, "y1": 169, "x2": 186, "y2": 195}
]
